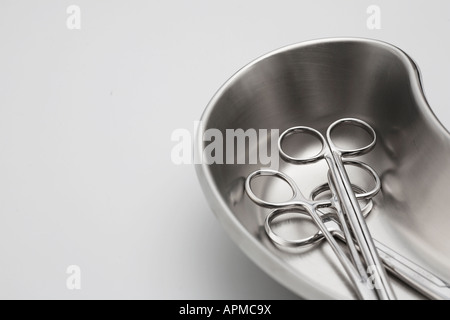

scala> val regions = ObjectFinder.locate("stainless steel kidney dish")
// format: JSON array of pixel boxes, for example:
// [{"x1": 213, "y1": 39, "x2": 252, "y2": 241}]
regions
[{"x1": 195, "y1": 38, "x2": 450, "y2": 299}]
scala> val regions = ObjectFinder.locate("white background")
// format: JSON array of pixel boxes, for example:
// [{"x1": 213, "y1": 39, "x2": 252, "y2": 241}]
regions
[{"x1": 0, "y1": 0, "x2": 449, "y2": 299}]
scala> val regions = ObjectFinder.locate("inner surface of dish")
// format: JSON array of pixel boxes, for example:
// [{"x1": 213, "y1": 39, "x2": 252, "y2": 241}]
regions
[{"x1": 196, "y1": 38, "x2": 450, "y2": 299}]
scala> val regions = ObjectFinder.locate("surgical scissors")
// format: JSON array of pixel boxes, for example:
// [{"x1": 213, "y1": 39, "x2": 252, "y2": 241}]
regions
[
  {"x1": 246, "y1": 166, "x2": 379, "y2": 299},
  {"x1": 246, "y1": 118, "x2": 395, "y2": 299},
  {"x1": 281, "y1": 118, "x2": 394, "y2": 299}
]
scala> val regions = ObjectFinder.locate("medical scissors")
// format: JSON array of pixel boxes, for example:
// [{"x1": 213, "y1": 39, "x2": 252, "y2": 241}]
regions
[
  {"x1": 281, "y1": 118, "x2": 394, "y2": 299},
  {"x1": 246, "y1": 166, "x2": 379, "y2": 300},
  {"x1": 246, "y1": 118, "x2": 395, "y2": 299}
]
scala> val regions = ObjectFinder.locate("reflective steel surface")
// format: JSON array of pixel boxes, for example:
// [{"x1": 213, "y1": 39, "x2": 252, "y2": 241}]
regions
[{"x1": 195, "y1": 38, "x2": 450, "y2": 299}]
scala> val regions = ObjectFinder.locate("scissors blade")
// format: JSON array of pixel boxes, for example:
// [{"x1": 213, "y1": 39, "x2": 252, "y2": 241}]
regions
[
  {"x1": 327, "y1": 222, "x2": 450, "y2": 300},
  {"x1": 327, "y1": 176, "x2": 368, "y2": 279},
  {"x1": 374, "y1": 240, "x2": 450, "y2": 300}
]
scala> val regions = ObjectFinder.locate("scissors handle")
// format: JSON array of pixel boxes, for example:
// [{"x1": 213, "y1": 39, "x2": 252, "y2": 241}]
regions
[
  {"x1": 310, "y1": 160, "x2": 381, "y2": 202},
  {"x1": 264, "y1": 207, "x2": 324, "y2": 248},
  {"x1": 245, "y1": 169, "x2": 305, "y2": 208},
  {"x1": 326, "y1": 118, "x2": 377, "y2": 157},
  {"x1": 277, "y1": 160, "x2": 380, "y2": 247},
  {"x1": 266, "y1": 184, "x2": 375, "y2": 248},
  {"x1": 278, "y1": 118, "x2": 377, "y2": 164},
  {"x1": 278, "y1": 126, "x2": 327, "y2": 164}
]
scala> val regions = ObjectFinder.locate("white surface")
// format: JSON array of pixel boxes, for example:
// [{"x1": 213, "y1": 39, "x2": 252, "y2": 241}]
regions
[{"x1": 0, "y1": 1, "x2": 449, "y2": 299}]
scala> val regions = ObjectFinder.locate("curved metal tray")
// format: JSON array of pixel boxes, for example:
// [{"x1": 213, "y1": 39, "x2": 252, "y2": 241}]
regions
[{"x1": 195, "y1": 38, "x2": 450, "y2": 299}]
